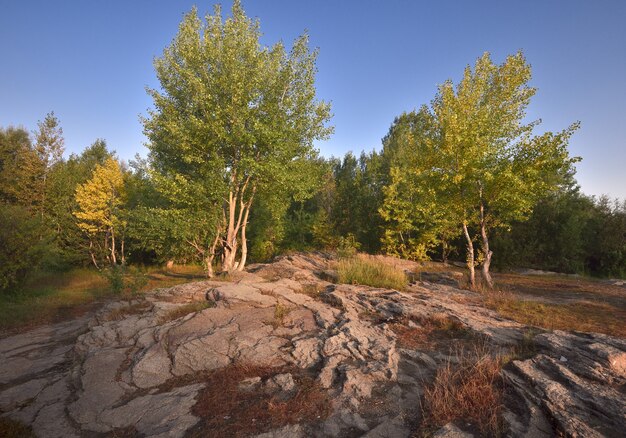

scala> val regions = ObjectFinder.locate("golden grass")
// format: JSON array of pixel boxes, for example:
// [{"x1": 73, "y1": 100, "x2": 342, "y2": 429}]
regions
[
  {"x1": 337, "y1": 255, "x2": 408, "y2": 290},
  {"x1": 421, "y1": 343, "x2": 504, "y2": 436},
  {"x1": 0, "y1": 264, "x2": 206, "y2": 332},
  {"x1": 483, "y1": 290, "x2": 626, "y2": 337}
]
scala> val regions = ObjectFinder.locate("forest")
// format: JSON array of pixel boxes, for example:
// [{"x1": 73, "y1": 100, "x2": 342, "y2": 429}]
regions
[{"x1": 1, "y1": 2, "x2": 625, "y2": 299}]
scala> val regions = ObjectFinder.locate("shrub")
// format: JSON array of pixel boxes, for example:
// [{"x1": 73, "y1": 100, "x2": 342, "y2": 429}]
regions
[{"x1": 337, "y1": 255, "x2": 407, "y2": 290}]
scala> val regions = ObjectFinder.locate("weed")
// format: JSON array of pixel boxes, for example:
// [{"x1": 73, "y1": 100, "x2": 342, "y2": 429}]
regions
[
  {"x1": 268, "y1": 302, "x2": 292, "y2": 328},
  {"x1": 100, "y1": 266, "x2": 149, "y2": 295},
  {"x1": 299, "y1": 283, "x2": 323, "y2": 299},
  {"x1": 159, "y1": 300, "x2": 215, "y2": 324},
  {"x1": 337, "y1": 255, "x2": 407, "y2": 290}
]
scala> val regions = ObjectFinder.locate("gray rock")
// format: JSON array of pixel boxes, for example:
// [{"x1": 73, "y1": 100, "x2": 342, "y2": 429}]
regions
[
  {"x1": 254, "y1": 424, "x2": 307, "y2": 438},
  {"x1": 265, "y1": 373, "x2": 296, "y2": 394},
  {"x1": 432, "y1": 423, "x2": 474, "y2": 437},
  {"x1": 363, "y1": 415, "x2": 410, "y2": 437}
]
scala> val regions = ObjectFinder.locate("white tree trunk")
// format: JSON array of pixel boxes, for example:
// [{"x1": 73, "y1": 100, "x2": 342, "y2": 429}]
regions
[{"x1": 462, "y1": 221, "x2": 476, "y2": 288}]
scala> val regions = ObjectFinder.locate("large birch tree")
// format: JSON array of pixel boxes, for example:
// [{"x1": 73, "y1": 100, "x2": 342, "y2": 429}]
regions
[{"x1": 143, "y1": 1, "x2": 332, "y2": 273}]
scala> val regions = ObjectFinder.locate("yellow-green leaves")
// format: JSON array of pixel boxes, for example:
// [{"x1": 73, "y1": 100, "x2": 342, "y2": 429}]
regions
[{"x1": 74, "y1": 157, "x2": 126, "y2": 236}]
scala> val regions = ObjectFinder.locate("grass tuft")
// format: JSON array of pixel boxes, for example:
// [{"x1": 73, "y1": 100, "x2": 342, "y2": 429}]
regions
[
  {"x1": 337, "y1": 255, "x2": 408, "y2": 290},
  {"x1": 159, "y1": 300, "x2": 215, "y2": 324},
  {"x1": 421, "y1": 342, "x2": 504, "y2": 436}
]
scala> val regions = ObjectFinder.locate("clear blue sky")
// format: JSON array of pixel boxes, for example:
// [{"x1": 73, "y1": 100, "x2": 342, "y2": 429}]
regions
[{"x1": 1, "y1": 1, "x2": 625, "y2": 198}]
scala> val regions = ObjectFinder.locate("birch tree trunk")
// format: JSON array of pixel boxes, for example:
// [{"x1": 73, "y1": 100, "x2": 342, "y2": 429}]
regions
[
  {"x1": 462, "y1": 221, "x2": 476, "y2": 288},
  {"x1": 479, "y1": 200, "x2": 494, "y2": 288}
]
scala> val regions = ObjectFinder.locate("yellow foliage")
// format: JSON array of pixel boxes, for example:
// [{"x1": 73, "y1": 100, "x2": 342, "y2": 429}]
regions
[{"x1": 74, "y1": 157, "x2": 126, "y2": 235}]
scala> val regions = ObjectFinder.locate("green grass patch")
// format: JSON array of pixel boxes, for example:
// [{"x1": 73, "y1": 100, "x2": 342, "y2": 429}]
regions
[
  {"x1": 337, "y1": 256, "x2": 408, "y2": 290},
  {"x1": 0, "y1": 264, "x2": 207, "y2": 332}
]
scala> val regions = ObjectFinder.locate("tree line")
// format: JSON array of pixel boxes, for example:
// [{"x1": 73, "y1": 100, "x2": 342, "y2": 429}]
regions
[{"x1": 1, "y1": 1, "x2": 624, "y2": 294}]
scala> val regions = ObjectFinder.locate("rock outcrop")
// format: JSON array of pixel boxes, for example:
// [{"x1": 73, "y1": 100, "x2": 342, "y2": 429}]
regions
[{"x1": 0, "y1": 252, "x2": 624, "y2": 437}]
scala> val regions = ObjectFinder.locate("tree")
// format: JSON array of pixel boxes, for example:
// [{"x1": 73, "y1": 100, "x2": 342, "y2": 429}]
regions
[
  {"x1": 143, "y1": 1, "x2": 332, "y2": 273},
  {"x1": 380, "y1": 109, "x2": 462, "y2": 262},
  {"x1": 74, "y1": 157, "x2": 127, "y2": 268},
  {"x1": 33, "y1": 112, "x2": 65, "y2": 220},
  {"x1": 382, "y1": 53, "x2": 579, "y2": 287},
  {"x1": 432, "y1": 52, "x2": 579, "y2": 287},
  {"x1": 0, "y1": 126, "x2": 41, "y2": 208}
]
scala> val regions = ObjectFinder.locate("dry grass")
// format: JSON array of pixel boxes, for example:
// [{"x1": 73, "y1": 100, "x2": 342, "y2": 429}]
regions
[
  {"x1": 391, "y1": 314, "x2": 470, "y2": 351},
  {"x1": 420, "y1": 343, "x2": 504, "y2": 436},
  {"x1": 189, "y1": 364, "x2": 331, "y2": 437},
  {"x1": 337, "y1": 255, "x2": 408, "y2": 290},
  {"x1": 158, "y1": 300, "x2": 215, "y2": 324},
  {"x1": 482, "y1": 289, "x2": 626, "y2": 337},
  {"x1": 0, "y1": 264, "x2": 206, "y2": 333}
]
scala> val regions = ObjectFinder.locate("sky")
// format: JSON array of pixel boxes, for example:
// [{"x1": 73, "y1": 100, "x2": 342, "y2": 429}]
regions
[{"x1": 1, "y1": 0, "x2": 625, "y2": 199}]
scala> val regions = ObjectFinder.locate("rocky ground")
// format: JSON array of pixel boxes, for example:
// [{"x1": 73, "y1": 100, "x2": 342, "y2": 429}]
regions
[{"x1": 1, "y1": 253, "x2": 625, "y2": 437}]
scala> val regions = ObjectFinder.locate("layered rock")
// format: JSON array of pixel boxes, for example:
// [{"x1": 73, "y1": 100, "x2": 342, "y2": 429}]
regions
[{"x1": 0, "y1": 252, "x2": 624, "y2": 437}]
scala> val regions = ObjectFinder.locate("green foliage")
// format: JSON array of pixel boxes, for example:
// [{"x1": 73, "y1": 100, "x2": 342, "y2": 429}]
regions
[
  {"x1": 492, "y1": 189, "x2": 626, "y2": 277},
  {"x1": 330, "y1": 151, "x2": 386, "y2": 253},
  {"x1": 336, "y1": 234, "x2": 361, "y2": 259},
  {"x1": 0, "y1": 205, "x2": 50, "y2": 294},
  {"x1": 0, "y1": 126, "x2": 41, "y2": 208},
  {"x1": 380, "y1": 52, "x2": 579, "y2": 284},
  {"x1": 100, "y1": 265, "x2": 149, "y2": 295},
  {"x1": 337, "y1": 256, "x2": 408, "y2": 290}
]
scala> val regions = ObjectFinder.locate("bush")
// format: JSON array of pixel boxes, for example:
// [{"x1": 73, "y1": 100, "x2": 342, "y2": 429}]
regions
[
  {"x1": 0, "y1": 205, "x2": 49, "y2": 294},
  {"x1": 337, "y1": 255, "x2": 407, "y2": 290}
]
